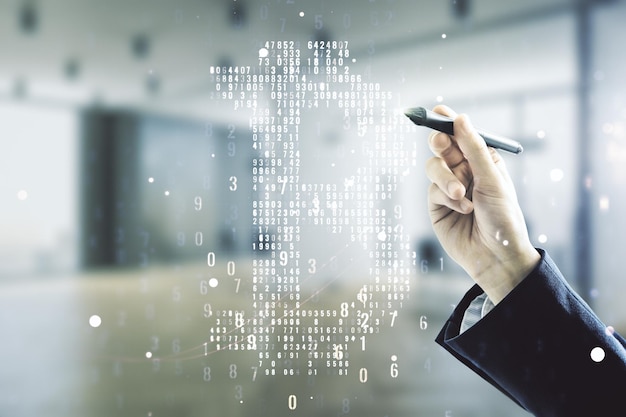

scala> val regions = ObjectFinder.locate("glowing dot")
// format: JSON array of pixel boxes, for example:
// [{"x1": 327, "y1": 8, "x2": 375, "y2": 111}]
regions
[
  {"x1": 164, "y1": 190, "x2": 170, "y2": 196},
  {"x1": 145, "y1": 351, "x2": 152, "y2": 359},
  {"x1": 352, "y1": 58, "x2": 356, "y2": 63},
  {"x1": 331, "y1": 162, "x2": 336, "y2": 167},
  {"x1": 606, "y1": 326, "x2": 615, "y2": 336},
  {"x1": 88, "y1": 315, "x2": 102, "y2": 328},
  {"x1": 436, "y1": 95, "x2": 444, "y2": 103},
  {"x1": 441, "y1": 33, "x2": 447, "y2": 39},
  {"x1": 391, "y1": 355, "x2": 397, "y2": 361},
  {"x1": 211, "y1": 153, "x2": 215, "y2": 158},
  {"x1": 550, "y1": 168, "x2": 564, "y2": 182},
  {"x1": 258, "y1": 48, "x2": 269, "y2": 58},
  {"x1": 299, "y1": 11, "x2": 304, "y2": 17},
  {"x1": 502, "y1": 240, "x2": 509, "y2": 246},
  {"x1": 209, "y1": 278, "x2": 219, "y2": 288},
  {"x1": 590, "y1": 347, "x2": 605, "y2": 362},
  {"x1": 537, "y1": 130, "x2": 546, "y2": 139},
  {"x1": 148, "y1": 177, "x2": 154, "y2": 183},
  {"x1": 599, "y1": 196, "x2": 610, "y2": 211},
  {"x1": 377, "y1": 231, "x2": 387, "y2": 241},
  {"x1": 17, "y1": 190, "x2": 28, "y2": 200},
  {"x1": 538, "y1": 234, "x2": 548, "y2": 244}
]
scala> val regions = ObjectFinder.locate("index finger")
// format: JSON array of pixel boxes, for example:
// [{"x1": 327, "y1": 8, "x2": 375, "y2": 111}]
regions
[
  {"x1": 453, "y1": 113, "x2": 501, "y2": 181},
  {"x1": 428, "y1": 105, "x2": 465, "y2": 169}
]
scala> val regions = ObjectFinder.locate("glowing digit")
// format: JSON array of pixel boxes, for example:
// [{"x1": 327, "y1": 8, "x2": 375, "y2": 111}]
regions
[{"x1": 288, "y1": 394, "x2": 297, "y2": 410}]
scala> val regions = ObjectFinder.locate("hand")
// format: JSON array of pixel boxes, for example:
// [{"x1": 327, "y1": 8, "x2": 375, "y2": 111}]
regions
[{"x1": 425, "y1": 105, "x2": 540, "y2": 304}]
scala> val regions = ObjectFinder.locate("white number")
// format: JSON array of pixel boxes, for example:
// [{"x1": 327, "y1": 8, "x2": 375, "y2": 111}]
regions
[
  {"x1": 340, "y1": 302, "x2": 349, "y2": 318},
  {"x1": 279, "y1": 251, "x2": 288, "y2": 266},
  {"x1": 227, "y1": 261, "x2": 236, "y2": 276},
  {"x1": 359, "y1": 367, "x2": 368, "y2": 383},
  {"x1": 390, "y1": 362, "x2": 398, "y2": 378},
  {"x1": 288, "y1": 394, "x2": 297, "y2": 410}
]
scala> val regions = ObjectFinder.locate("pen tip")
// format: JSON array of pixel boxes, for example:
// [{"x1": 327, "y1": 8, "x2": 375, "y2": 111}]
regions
[
  {"x1": 403, "y1": 107, "x2": 421, "y2": 116},
  {"x1": 403, "y1": 107, "x2": 427, "y2": 125}
]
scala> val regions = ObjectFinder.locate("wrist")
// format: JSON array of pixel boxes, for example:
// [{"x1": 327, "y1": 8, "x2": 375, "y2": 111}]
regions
[{"x1": 474, "y1": 245, "x2": 541, "y2": 305}]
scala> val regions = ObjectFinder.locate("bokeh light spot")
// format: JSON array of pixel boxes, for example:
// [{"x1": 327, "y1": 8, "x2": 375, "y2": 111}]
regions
[
  {"x1": 17, "y1": 190, "x2": 28, "y2": 200},
  {"x1": 590, "y1": 347, "x2": 605, "y2": 363},
  {"x1": 89, "y1": 315, "x2": 102, "y2": 328},
  {"x1": 550, "y1": 168, "x2": 564, "y2": 182}
]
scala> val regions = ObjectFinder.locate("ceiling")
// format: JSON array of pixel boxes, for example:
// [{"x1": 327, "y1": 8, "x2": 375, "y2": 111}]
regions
[{"x1": 0, "y1": 0, "x2": 578, "y2": 121}]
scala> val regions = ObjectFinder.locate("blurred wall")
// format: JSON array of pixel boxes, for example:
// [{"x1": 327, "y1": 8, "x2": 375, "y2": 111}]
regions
[
  {"x1": 0, "y1": 102, "x2": 78, "y2": 277},
  {"x1": 2, "y1": 0, "x2": 626, "y2": 416},
  {"x1": 591, "y1": 0, "x2": 626, "y2": 326}
]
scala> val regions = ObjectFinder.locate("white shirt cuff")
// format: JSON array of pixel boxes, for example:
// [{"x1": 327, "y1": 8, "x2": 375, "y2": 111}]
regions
[{"x1": 459, "y1": 292, "x2": 495, "y2": 334}]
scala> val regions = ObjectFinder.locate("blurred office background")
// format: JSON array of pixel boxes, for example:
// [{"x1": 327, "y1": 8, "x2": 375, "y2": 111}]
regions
[{"x1": 1, "y1": 0, "x2": 626, "y2": 416}]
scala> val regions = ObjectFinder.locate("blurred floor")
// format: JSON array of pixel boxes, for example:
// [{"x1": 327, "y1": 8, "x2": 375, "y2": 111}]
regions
[{"x1": 0, "y1": 262, "x2": 531, "y2": 417}]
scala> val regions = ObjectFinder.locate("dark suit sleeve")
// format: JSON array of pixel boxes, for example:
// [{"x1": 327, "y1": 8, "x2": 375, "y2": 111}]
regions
[{"x1": 436, "y1": 249, "x2": 626, "y2": 416}]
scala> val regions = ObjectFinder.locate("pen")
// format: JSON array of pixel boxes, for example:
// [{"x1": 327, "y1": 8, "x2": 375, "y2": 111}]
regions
[{"x1": 404, "y1": 107, "x2": 524, "y2": 154}]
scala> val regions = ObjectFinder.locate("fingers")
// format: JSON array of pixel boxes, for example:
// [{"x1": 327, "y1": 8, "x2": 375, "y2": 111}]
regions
[
  {"x1": 488, "y1": 146, "x2": 515, "y2": 189},
  {"x1": 428, "y1": 182, "x2": 474, "y2": 215},
  {"x1": 428, "y1": 131, "x2": 466, "y2": 169},
  {"x1": 429, "y1": 106, "x2": 501, "y2": 177},
  {"x1": 428, "y1": 105, "x2": 466, "y2": 169},
  {"x1": 425, "y1": 157, "x2": 465, "y2": 199},
  {"x1": 426, "y1": 105, "x2": 512, "y2": 214},
  {"x1": 426, "y1": 106, "x2": 473, "y2": 214},
  {"x1": 426, "y1": 157, "x2": 474, "y2": 214},
  {"x1": 427, "y1": 106, "x2": 512, "y2": 191},
  {"x1": 451, "y1": 114, "x2": 501, "y2": 181},
  {"x1": 432, "y1": 104, "x2": 457, "y2": 119}
]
